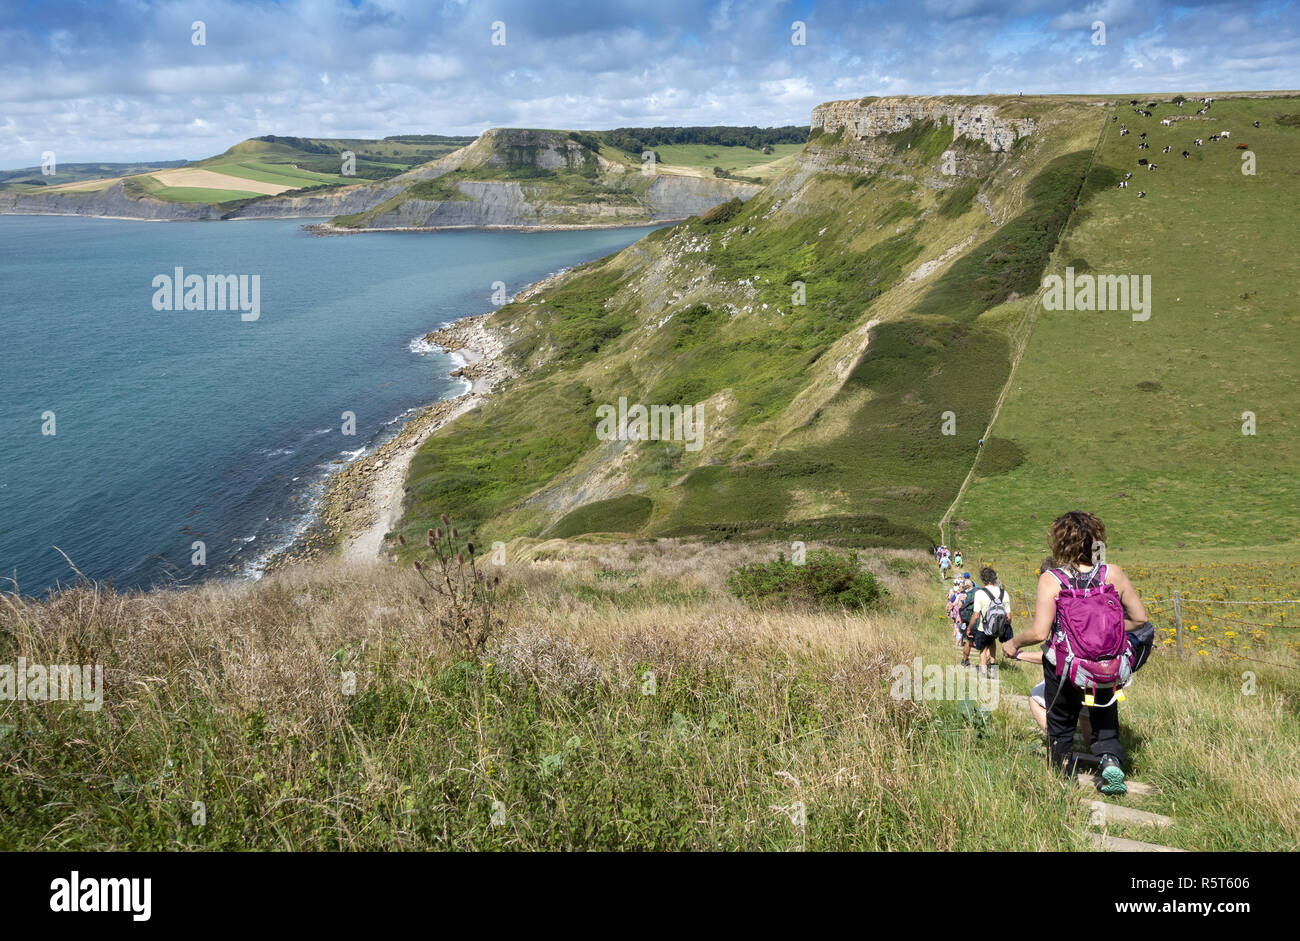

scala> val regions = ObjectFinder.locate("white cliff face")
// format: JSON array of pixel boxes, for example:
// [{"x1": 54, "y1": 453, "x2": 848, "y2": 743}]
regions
[{"x1": 811, "y1": 97, "x2": 1037, "y2": 152}]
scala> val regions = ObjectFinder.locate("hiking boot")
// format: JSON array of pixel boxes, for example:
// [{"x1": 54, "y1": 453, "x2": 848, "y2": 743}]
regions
[{"x1": 1097, "y1": 754, "x2": 1127, "y2": 795}]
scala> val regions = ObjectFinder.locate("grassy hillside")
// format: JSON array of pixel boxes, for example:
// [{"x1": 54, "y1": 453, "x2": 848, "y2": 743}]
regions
[
  {"x1": 0, "y1": 160, "x2": 188, "y2": 192},
  {"x1": 395, "y1": 97, "x2": 1107, "y2": 553},
  {"x1": 3, "y1": 539, "x2": 1294, "y2": 850},
  {"x1": 953, "y1": 95, "x2": 1300, "y2": 560}
]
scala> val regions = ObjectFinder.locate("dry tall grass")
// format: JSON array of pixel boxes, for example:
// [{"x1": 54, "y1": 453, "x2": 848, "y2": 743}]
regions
[{"x1": 1, "y1": 540, "x2": 1293, "y2": 850}]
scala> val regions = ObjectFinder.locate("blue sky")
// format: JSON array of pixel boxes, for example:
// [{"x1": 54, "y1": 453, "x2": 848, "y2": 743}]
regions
[{"x1": 1, "y1": 0, "x2": 1297, "y2": 167}]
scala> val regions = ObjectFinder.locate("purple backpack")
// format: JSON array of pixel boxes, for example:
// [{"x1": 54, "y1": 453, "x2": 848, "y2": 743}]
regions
[{"x1": 1048, "y1": 565, "x2": 1134, "y2": 704}]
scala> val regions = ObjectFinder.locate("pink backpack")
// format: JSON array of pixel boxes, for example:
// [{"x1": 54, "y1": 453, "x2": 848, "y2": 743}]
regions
[{"x1": 1048, "y1": 565, "x2": 1134, "y2": 705}]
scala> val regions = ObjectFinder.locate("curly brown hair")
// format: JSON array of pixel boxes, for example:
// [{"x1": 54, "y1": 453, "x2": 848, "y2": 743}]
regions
[{"x1": 1049, "y1": 511, "x2": 1107, "y2": 566}]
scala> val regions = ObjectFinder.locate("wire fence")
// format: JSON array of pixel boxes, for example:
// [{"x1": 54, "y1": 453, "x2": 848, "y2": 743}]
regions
[{"x1": 972, "y1": 586, "x2": 1300, "y2": 672}]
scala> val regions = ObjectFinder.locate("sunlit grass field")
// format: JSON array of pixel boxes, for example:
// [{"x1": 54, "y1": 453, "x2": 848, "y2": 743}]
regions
[{"x1": 957, "y1": 96, "x2": 1300, "y2": 556}]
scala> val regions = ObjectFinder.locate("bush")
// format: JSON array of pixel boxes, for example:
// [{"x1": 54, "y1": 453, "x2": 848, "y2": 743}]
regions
[{"x1": 726, "y1": 549, "x2": 886, "y2": 610}]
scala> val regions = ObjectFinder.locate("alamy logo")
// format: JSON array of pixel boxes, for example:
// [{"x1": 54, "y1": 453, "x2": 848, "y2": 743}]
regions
[
  {"x1": 595, "y1": 396, "x2": 704, "y2": 451},
  {"x1": 0, "y1": 659, "x2": 102, "y2": 712},
  {"x1": 50, "y1": 871, "x2": 151, "y2": 921},
  {"x1": 151, "y1": 268, "x2": 260, "y2": 321},
  {"x1": 890, "y1": 657, "x2": 999, "y2": 709},
  {"x1": 1042, "y1": 266, "x2": 1151, "y2": 322}
]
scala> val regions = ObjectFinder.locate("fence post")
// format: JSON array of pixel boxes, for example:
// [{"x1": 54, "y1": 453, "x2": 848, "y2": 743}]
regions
[{"x1": 1173, "y1": 591, "x2": 1184, "y2": 661}]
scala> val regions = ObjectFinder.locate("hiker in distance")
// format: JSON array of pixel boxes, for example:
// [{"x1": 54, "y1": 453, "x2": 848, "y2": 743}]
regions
[
  {"x1": 966, "y1": 566, "x2": 1013, "y2": 677},
  {"x1": 1003, "y1": 511, "x2": 1153, "y2": 795}
]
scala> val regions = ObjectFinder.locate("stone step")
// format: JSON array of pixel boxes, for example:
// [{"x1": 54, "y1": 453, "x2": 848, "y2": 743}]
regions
[
  {"x1": 1088, "y1": 832, "x2": 1187, "y2": 853},
  {"x1": 1083, "y1": 798, "x2": 1172, "y2": 828}
]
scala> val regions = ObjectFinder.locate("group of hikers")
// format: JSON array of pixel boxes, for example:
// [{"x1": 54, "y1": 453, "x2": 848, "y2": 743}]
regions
[{"x1": 935, "y1": 511, "x2": 1157, "y2": 796}]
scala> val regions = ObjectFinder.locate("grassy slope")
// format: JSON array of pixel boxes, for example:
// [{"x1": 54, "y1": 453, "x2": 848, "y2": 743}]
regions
[
  {"x1": 956, "y1": 96, "x2": 1300, "y2": 561},
  {"x1": 3, "y1": 541, "x2": 1293, "y2": 850},
  {"x1": 398, "y1": 100, "x2": 1105, "y2": 553}
]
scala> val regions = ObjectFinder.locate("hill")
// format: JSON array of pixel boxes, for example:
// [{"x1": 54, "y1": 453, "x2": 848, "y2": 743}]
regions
[
  {"x1": 387, "y1": 95, "x2": 1108, "y2": 551},
  {"x1": 326, "y1": 128, "x2": 763, "y2": 229},
  {"x1": 0, "y1": 130, "x2": 768, "y2": 226},
  {"x1": 948, "y1": 94, "x2": 1300, "y2": 564}
]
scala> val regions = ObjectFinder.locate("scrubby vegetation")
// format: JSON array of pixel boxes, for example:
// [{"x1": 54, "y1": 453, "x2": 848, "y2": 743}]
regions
[{"x1": 726, "y1": 549, "x2": 885, "y2": 609}]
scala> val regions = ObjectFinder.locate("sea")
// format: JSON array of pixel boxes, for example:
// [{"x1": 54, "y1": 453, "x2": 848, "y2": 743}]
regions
[{"x1": 0, "y1": 214, "x2": 660, "y2": 596}]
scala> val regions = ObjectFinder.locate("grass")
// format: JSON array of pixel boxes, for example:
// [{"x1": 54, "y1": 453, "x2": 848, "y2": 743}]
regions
[
  {"x1": 151, "y1": 186, "x2": 265, "y2": 204},
  {"x1": 3, "y1": 540, "x2": 1293, "y2": 850},
  {"x1": 395, "y1": 98, "x2": 1109, "y2": 550},
  {"x1": 955, "y1": 95, "x2": 1300, "y2": 557}
]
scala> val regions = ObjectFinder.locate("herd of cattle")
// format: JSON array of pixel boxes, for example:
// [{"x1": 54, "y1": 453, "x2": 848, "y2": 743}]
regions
[{"x1": 1113, "y1": 96, "x2": 1258, "y2": 200}]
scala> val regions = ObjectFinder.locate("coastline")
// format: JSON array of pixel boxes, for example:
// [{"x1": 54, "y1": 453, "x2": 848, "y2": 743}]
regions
[
  {"x1": 303, "y1": 219, "x2": 679, "y2": 236},
  {"x1": 263, "y1": 308, "x2": 519, "y2": 572}
]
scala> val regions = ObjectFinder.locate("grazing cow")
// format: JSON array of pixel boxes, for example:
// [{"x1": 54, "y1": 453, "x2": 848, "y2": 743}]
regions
[
  {"x1": 1148, "y1": 163, "x2": 1158, "y2": 170},
  {"x1": 1138, "y1": 158, "x2": 1149, "y2": 165},
  {"x1": 1182, "y1": 150, "x2": 1190, "y2": 158},
  {"x1": 1237, "y1": 143, "x2": 1249, "y2": 150},
  {"x1": 1161, "y1": 118, "x2": 1174, "y2": 126},
  {"x1": 1142, "y1": 110, "x2": 1153, "y2": 117},
  {"x1": 1140, "y1": 132, "x2": 1147, "y2": 138},
  {"x1": 1121, "y1": 128, "x2": 1130, "y2": 135},
  {"x1": 1124, "y1": 172, "x2": 1133, "y2": 179},
  {"x1": 1220, "y1": 131, "x2": 1230, "y2": 138},
  {"x1": 1119, "y1": 181, "x2": 1128, "y2": 189},
  {"x1": 1139, "y1": 142, "x2": 1149, "y2": 150},
  {"x1": 1163, "y1": 145, "x2": 1171, "y2": 153},
  {"x1": 1253, "y1": 120, "x2": 1261, "y2": 128},
  {"x1": 1130, "y1": 99, "x2": 1138, "y2": 105},
  {"x1": 1195, "y1": 138, "x2": 1204, "y2": 146},
  {"x1": 1137, "y1": 191, "x2": 1146, "y2": 198},
  {"x1": 1197, "y1": 108, "x2": 1207, "y2": 115},
  {"x1": 1209, "y1": 134, "x2": 1220, "y2": 142}
]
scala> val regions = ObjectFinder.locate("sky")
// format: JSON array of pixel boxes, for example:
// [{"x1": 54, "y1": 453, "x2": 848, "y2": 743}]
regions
[{"x1": 1, "y1": 0, "x2": 1297, "y2": 168}]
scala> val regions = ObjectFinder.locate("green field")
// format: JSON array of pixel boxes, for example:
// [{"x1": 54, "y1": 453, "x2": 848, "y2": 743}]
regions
[{"x1": 955, "y1": 96, "x2": 1300, "y2": 560}]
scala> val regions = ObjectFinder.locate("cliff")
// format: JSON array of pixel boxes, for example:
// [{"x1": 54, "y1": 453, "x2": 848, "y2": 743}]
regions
[
  {"x1": 328, "y1": 128, "x2": 762, "y2": 229},
  {"x1": 811, "y1": 96, "x2": 1038, "y2": 153}
]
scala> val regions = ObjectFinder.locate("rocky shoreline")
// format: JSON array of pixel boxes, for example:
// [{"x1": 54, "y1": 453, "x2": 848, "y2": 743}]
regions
[
  {"x1": 302, "y1": 220, "x2": 678, "y2": 236},
  {"x1": 262, "y1": 311, "x2": 515, "y2": 571}
]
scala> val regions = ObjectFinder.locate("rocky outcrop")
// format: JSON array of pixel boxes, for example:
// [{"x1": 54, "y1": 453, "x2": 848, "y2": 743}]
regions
[
  {"x1": 226, "y1": 182, "x2": 404, "y2": 218},
  {"x1": 812, "y1": 96, "x2": 1036, "y2": 153}
]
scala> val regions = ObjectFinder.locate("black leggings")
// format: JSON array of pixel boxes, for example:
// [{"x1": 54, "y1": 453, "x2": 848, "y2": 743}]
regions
[{"x1": 1041, "y1": 661, "x2": 1125, "y2": 773}]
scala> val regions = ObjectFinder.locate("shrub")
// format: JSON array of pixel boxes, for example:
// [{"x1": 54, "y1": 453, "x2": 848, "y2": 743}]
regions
[
  {"x1": 726, "y1": 549, "x2": 886, "y2": 610},
  {"x1": 407, "y1": 514, "x2": 505, "y2": 656}
]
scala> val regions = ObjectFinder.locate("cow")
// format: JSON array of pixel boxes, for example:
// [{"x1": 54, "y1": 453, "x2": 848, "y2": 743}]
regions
[
  {"x1": 1161, "y1": 118, "x2": 1174, "y2": 126},
  {"x1": 1119, "y1": 181, "x2": 1128, "y2": 188},
  {"x1": 1195, "y1": 139, "x2": 1204, "y2": 146},
  {"x1": 1124, "y1": 172, "x2": 1133, "y2": 179},
  {"x1": 1163, "y1": 145, "x2": 1171, "y2": 153},
  {"x1": 1220, "y1": 131, "x2": 1230, "y2": 138},
  {"x1": 1138, "y1": 158, "x2": 1149, "y2": 165},
  {"x1": 1121, "y1": 128, "x2": 1130, "y2": 135},
  {"x1": 1237, "y1": 143, "x2": 1249, "y2": 150},
  {"x1": 1137, "y1": 191, "x2": 1146, "y2": 198},
  {"x1": 1148, "y1": 163, "x2": 1158, "y2": 171},
  {"x1": 1139, "y1": 142, "x2": 1150, "y2": 150},
  {"x1": 1140, "y1": 132, "x2": 1147, "y2": 138},
  {"x1": 1182, "y1": 150, "x2": 1190, "y2": 158},
  {"x1": 1253, "y1": 120, "x2": 1261, "y2": 128}
]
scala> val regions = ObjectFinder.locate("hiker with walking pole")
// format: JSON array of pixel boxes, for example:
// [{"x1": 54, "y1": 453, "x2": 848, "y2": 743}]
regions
[{"x1": 1003, "y1": 511, "x2": 1155, "y2": 795}]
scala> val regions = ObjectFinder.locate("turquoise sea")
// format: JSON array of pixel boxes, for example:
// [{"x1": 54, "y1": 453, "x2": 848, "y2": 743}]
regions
[{"x1": 0, "y1": 215, "x2": 658, "y2": 595}]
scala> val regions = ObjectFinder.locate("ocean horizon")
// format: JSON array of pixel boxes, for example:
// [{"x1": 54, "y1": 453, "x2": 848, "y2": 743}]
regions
[{"x1": 0, "y1": 215, "x2": 660, "y2": 596}]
